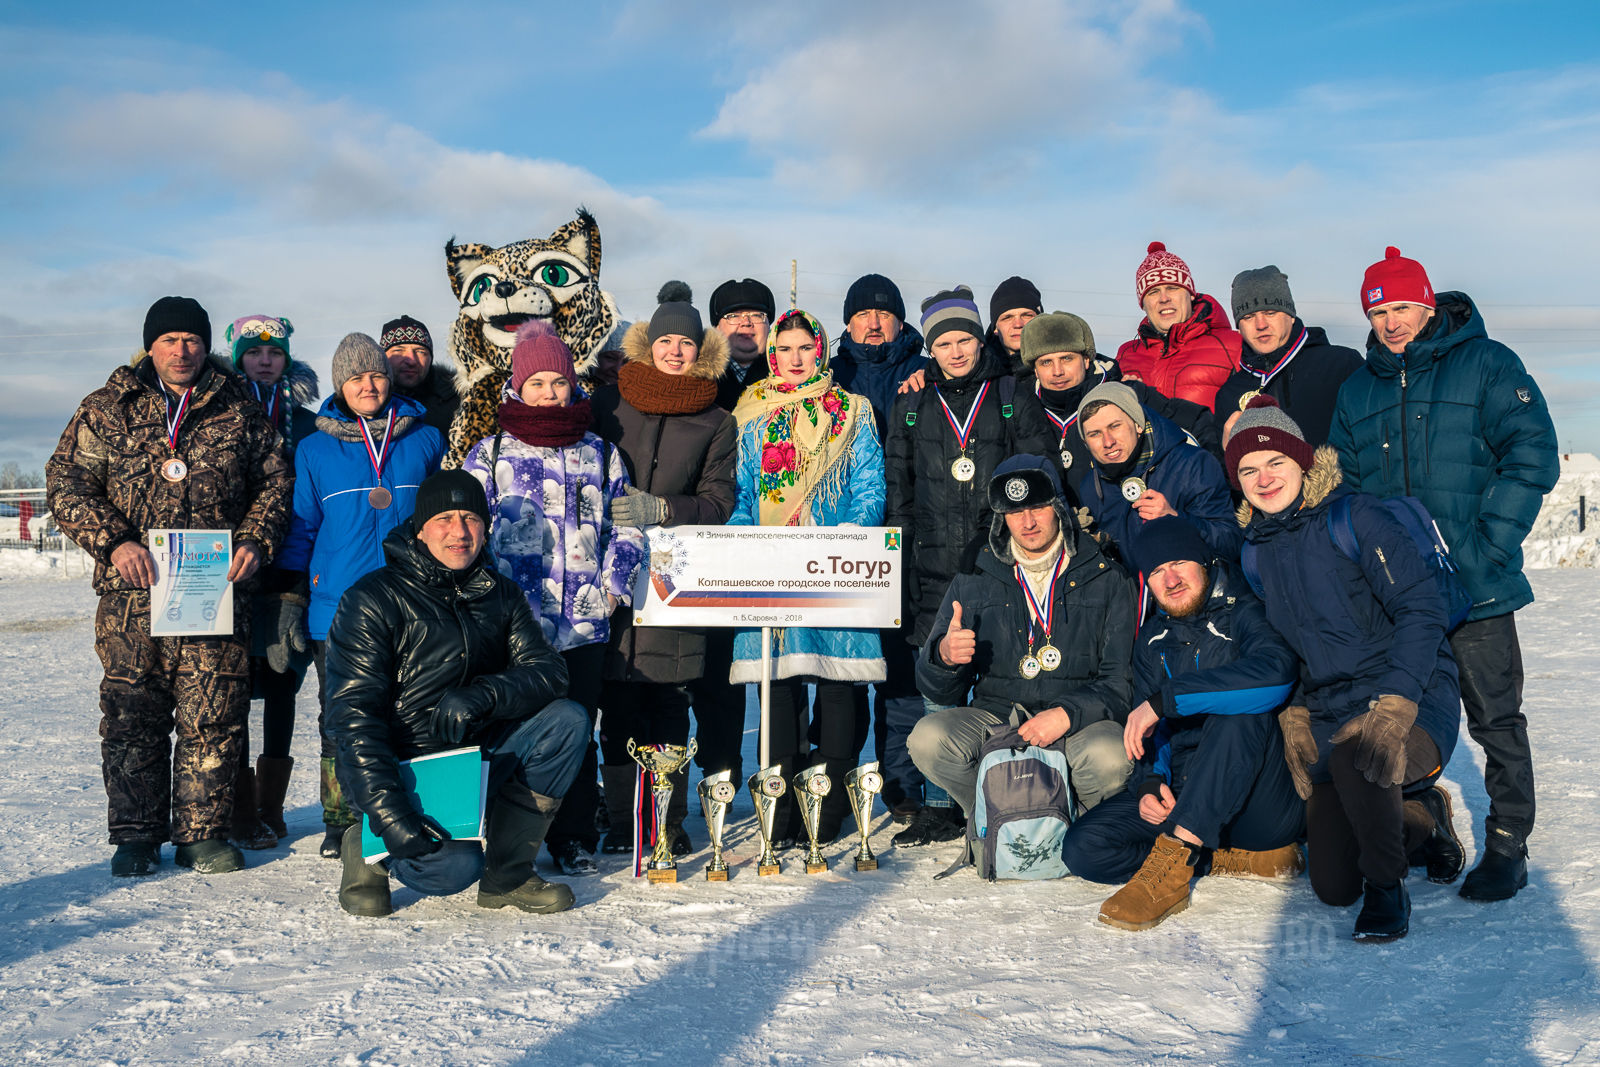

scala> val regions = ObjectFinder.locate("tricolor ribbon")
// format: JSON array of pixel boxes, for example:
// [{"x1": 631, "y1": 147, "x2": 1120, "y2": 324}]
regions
[
  {"x1": 632, "y1": 748, "x2": 666, "y2": 878},
  {"x1": 1037, "y1": 369, "x2": 1107, "y2": 444},
  {"x1": 1014, "y1": 550, "x2": 1068, "y2": 647},
  {"x1": 1246, "y1": 326, "x2": 1309, "y2": 389},
  {"x1": 936, "y1": 380, "x2": 990, "y2": 452},
  {"x1": 164, "y1": 386, "x2": 194, "y2": 452},
  {"x1": 250, "y1": 380, "x2": 281, "y2": 425},
  {"x1": 358, "y1": 406, "x2": 397, "y2": 485}
]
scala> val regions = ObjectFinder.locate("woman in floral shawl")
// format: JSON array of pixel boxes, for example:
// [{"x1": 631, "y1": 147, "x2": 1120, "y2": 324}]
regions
[{"x1": 729, "y1": 309, "x2": 886, "y2": 846}]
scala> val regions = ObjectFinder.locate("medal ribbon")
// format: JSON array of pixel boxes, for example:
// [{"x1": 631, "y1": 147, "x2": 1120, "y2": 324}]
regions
[
  {"x1": 1014, "y1": 551, "x2": 1068, "y2": 646},
  {"x1": 936, "y1": 381, "x2": 990, "y2": 451},
  {"x1": 1037, "y1": 369, "x2": 1107, "y2": 445},
  {"x1": 251, "y1": 380, "x2": 280, "y2": 424},
  {"x1": 1248, "y1": 326, "x2": 1309, "y2": 389},
  {"x1": 163, "y1": 386, "x2": 194, "y2": 452},
  {"x1": 358, "y1": 407, "x2": 397, "y2": 483}
]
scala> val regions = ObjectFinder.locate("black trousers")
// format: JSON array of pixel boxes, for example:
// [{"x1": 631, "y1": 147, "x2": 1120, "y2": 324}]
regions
[
  {"x1": 546, "y1": 643, "x2": 607, "y2": 850},
  {"x1": 311, "y1": 639, "x2": 336, "y2": 760},
  {"x1": 690, "y1": 628, "x2": 749, "y2": 784},
  {"x1": 247, "y1": 656, "x2": 300, "y2": 762},
  {"x1": 599, "y1": 680, "x2": 693, "y2": 765},
  {"x1": 1449, "y1": 614, "x2": 1533, "y2": 844}
]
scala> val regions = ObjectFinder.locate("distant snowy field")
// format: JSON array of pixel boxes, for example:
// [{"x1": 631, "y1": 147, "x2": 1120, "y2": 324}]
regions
[{"x1": 2, "y1": 571, "x2": 1598, "y2": 1067}]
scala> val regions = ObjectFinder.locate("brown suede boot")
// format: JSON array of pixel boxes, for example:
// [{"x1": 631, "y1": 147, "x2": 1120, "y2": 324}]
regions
[
  {"x1": 230, "y1": 767, "x2": 279, "y2": 850},
  {"x1": 1098, "y1": 834, "x2": 1197, "y2": 931},
  {"x1": 255, "y1": 756, "x2": 294, "y2": 839},
  {"x1": 1210, "y1": 842, "x2": 1305, "y2": 881}
]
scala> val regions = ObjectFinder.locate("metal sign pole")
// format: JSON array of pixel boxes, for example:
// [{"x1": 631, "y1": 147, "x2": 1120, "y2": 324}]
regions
[{"x1": 759, "y1": 624, "x2": 772, "y2": 769}]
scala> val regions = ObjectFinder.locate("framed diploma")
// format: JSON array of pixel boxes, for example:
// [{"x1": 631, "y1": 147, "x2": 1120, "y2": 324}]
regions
[{"x1": 149, "y1": 530, "x2": 234, "y2": 637}]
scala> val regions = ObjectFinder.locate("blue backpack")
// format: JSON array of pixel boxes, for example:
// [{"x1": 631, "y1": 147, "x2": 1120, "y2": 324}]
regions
[
  {"x1": 1242, "y1": 494, "x2": 1472, "y2": 632},
  {"x1": 964, "y1": 715, "x2": 1075, "y2": 881}
]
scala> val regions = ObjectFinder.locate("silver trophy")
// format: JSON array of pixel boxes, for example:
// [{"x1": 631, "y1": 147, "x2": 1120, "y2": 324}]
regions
[
  {"x1": 626, "y1": 738, "x2": 698, "y2": 884},
  {"x1": 698, "y1": 771, "x2": 736, "y2": 881},
  {"x1": 845, "y1": 762, "x2": 884, "y2": 871},
  {"x1": 793, "y1": 762, "x2": 833, "y2": 874},
  {"x1": 747, "y1": 765, "x2": 787, "y2": 876}
]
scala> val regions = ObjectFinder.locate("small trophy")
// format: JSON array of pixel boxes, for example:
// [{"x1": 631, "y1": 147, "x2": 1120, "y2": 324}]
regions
[
  {"x1": 747, "y1": 765, "x2": 787, "y2": 876},
  {"x1": 845, "y1": 762, "x2": 884, "y2": 871},
  {"x1": 627, "y1": 738, "x2": 698, "y2": 884},
  {"x1": 698, "y1": 771, "x2": 736, "y2": 882},
  {"x1": 793, "y1": 763, "x2": 833, "y2": 875}
]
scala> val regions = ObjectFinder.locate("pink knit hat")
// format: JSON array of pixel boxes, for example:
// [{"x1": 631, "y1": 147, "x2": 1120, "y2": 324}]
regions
[
  {"x1": 510, "y1": 319, "x2": 576, "y2": 391},
  {"x1": 1135, "y1": 241, "x2": 1196, "y2": 304}
]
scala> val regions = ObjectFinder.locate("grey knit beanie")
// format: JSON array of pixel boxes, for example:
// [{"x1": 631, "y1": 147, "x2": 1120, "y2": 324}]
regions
[
  {"x1": 1076, "y1": 380, "x2": 1144, "y2": 434},
  {"x1": 1021, "y1": 311, "x2": 1096, "y2": 365},
  {"x1": 331, "y1": 332, "x2": 390, "y2": 393},
  {"x1": 1231, "y1": 265, "x2": 1296, "y2": 323},
  {"x1": 1224, "y1": 395, "x2": 1313, "y2": 488}
]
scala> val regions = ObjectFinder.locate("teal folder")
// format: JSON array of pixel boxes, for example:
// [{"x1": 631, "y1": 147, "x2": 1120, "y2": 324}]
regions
[{"x1": 360, "y1": 747, "x2": 490, "y2": 863}]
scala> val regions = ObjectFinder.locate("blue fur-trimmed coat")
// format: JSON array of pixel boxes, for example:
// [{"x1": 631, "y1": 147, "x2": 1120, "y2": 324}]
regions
[{"x1": 727, "y1": 399, "x2": 887, "y2": 683}]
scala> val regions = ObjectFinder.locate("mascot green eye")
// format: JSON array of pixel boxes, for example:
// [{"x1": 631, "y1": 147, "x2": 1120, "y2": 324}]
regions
[
  {"x1": 538, "y1": 263, "x2": 575, "y2": 287},
  {"x1": 467, "y1": 274, "x2": 497, "y2": 305}
]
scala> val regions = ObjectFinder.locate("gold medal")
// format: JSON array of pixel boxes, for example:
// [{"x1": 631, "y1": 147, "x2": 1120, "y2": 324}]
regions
[
  {"x1": 368, "y1": 487, "x2": 393, "y2": 509},
  {"x1": 161, "y1": 457, "x2": 187, "y2": 482},
  {"x1": 1237, "y1": 389, "x2": 1262, "y2": 411},
  {"x1": 1019, "y1": 654, "x2": 1041, "y2": 680},
  {"x1": 1120, "y1": 476, "x2": 1147, "y2": 503},
  {"x1": 1038, "y1": 644, "x2": 1061, "y2": 671},
  {"x1": 952, "y1": 456, "x2": 976, "y2": 482}
]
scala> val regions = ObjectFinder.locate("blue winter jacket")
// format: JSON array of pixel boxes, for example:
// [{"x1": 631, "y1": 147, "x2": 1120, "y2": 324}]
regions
[
  {"x1": 1242, "y1": 448, "x2": 1460, "y2": 781},
  {"x1": 279, "y1": 394, "x2": 445, "y2": 638},
  {"x1": 831, "y1": 324, "x2": 927, "y2": 441},
  {"x1": 1079, "y1": 408, "x2": 1242, "y2": 576},
  {"x1": 1329, "y1": 292, "x2": 1559, "y2": 622}
]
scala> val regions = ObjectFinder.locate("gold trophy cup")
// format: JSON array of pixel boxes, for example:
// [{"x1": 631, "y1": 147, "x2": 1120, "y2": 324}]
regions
[
  {"x1": 698, "y1": 770, "x2": 736, "y2": 881},
  {"x1": 626, "y1": 738, "x2": 698, "y2": 884},
  {"x1": 747, "y1": 765, "x2": 787, "y2": 876},
  {"x1": 794, "y1": 762, "x2": 833, "y2": 874},
  {"x1": 845, "y1": 762, "x2": 884, "y2": 871}
]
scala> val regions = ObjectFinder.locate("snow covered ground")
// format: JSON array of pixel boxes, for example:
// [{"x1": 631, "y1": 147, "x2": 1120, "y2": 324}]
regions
[{"x1": 2, "y1": 571, "x2": 1598, "y2": 1067}]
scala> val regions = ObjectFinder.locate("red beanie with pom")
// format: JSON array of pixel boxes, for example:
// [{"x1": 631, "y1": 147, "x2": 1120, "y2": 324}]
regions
[
  {"x1": 1361, "y1": 246, "x2": 1435, "y2": 315},
  {"x1": 1135, "y1": 241, "x2": 1196, "y2": 304},
  {"x1": 510, "y1": 319, "x2": 576, "y2": 392},
  {"x1": 1224, "y1": 394, "x2": 1314, "y2": 488}
]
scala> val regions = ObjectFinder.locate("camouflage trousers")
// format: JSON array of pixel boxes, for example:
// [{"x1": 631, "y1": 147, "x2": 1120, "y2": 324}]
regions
[{"x1": 95, "y1": 589, "x2": 251, "y2": 845}]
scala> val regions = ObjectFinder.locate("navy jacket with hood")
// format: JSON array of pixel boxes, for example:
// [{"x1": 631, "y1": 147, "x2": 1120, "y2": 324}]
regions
[
  {"x1": 1241, "y1": 446, "x2": 1460, "y2": 782},
  {"x1": 832, "y1": 322, "x2": 927, "y2": 440},
  {"x1": 1329, "y1": 292, "x2": 1558, "y2": 622}
]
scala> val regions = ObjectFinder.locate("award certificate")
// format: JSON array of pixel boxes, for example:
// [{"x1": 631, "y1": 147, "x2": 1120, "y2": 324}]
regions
[{"x1": 149, "y1": 529, "x2": 234, "y2": 637}]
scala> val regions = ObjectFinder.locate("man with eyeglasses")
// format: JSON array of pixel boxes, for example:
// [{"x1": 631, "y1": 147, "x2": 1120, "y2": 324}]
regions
[{"x1": 710, "y1": 278, "x2": 777, "y2": 413}]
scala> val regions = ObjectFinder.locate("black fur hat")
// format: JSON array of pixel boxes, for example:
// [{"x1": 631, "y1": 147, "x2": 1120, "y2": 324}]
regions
[{"x1": 988, "y1": 454, "x2": 1062, "y2": 513}]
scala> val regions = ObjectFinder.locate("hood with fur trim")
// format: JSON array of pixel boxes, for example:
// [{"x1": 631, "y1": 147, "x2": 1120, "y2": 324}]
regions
[
  {"x1": 619, "y1": 320, "x2": 729, "y2": 381},
  {"x1": 1235, "y1": 443, "x2": 1341, "y2": 527}
]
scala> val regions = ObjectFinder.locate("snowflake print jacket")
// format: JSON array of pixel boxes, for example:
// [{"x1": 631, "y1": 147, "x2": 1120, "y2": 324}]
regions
[{"x1": 464, "y1": 430, "x2": 647, "y2": 652}]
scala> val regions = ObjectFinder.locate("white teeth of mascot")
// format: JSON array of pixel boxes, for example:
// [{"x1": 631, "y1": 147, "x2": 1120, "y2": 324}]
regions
[{"x1": 441, "y1": 209, "x2": 620, "y2": 469}]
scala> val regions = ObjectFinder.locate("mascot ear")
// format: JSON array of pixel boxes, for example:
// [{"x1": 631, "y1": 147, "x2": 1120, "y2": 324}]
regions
[
  {"x1": 445, "y1": 238, "x2": 494, "y2": 301},
  {"x1": 552, "y1": 208, "x2": 603, "y2": 278}
]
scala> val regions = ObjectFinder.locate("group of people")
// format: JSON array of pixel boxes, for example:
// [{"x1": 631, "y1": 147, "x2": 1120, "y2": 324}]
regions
[{"x1": 46, "y1": 238, "x2": 1559, "y2": 944}]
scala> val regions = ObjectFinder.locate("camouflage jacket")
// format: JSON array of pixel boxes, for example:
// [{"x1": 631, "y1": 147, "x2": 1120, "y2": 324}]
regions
[{"x1": 46, "y1": 354, "x2": 294, "y2": 596}]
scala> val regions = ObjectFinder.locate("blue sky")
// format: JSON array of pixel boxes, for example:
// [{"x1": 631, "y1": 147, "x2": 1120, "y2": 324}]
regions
[{"x1": 3, "y1": 0, "x2": 1599, "y2": 466}]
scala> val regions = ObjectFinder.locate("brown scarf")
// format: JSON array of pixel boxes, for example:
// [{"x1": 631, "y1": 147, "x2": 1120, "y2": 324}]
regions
[{"x1": 618, "y1": 361, "x2": 718, "y2": 416}]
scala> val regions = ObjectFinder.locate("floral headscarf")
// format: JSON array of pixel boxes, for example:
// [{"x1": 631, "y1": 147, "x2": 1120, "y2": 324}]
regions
[{"x1": 731, "y1": 309, "x2": 862, "y2": 527}]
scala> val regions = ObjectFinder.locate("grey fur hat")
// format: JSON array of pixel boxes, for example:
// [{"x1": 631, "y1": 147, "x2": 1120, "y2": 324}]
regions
[{"x1": 1021, "y1": 311, "x2": 1096, "y2": 365}]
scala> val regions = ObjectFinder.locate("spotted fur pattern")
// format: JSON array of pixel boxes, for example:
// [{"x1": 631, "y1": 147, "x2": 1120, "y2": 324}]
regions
[{"x1": 442, "y1": 210, "x2": 619, "y2": 467}]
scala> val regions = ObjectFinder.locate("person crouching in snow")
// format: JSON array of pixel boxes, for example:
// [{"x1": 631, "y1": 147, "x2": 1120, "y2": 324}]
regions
[
  {"x1": 1063, "y1": 516, "x2": 1306, "y2": 931},
  {"x1": 1229, "y1": 397, "x2": 1463, "y2": 943},
  {"x1": 463, "y1": 321, "x2": 645, "y2": 878},
  {"x1": 327, "y1": 470, "x2": 589, "y2": 917},
  {"x1": 727, "y1": 309, "x2": 886, "y2": 848}
]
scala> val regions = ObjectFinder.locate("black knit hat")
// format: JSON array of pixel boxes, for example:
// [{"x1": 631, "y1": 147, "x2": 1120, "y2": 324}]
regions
[
  {"x1": 412, "y1": 469, "x2": 491, "y2": 531},
  {"x1": 709, "y1": 278, "x2": 777, "y2": 323},
  {"x1": 380, "y1": 315, "x2": 433, "y2": 352},
  {"x1": 843, "y1": 274, "x2": 906, "y2": 325},
  {"x1": 988, "y1": 453, "x2": 1062, "y2": 513},
  {"x1": 1132, "y1": 515, "x2": 1215, "y2": 572},
  {"x1": 143, "y1": 296, "x2": 211, "y2": 353},
  {"x1": 648, "y1": 301, "x2": 703, "y2": 344},
  {"x1": 989, "y1": 276, "x2": 1043, "y2": 328}
]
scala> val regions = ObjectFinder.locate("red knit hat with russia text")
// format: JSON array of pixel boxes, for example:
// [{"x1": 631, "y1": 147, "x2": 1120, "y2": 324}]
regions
[
  {"x1": 1135, "y1": 241, "x2": 1196, "y2": 305},
  {"x1": 1361, "y1": 246, "x2": 1434, "y2": 315}
]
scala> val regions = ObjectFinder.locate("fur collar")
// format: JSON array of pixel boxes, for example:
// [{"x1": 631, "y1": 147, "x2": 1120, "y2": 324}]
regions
[
  {"x1": 1235, "y1": 444, "x2": 1342, "y2": 527},
  {"x1": 619, "y1": 320, "x2": 730, "y2": 381}
]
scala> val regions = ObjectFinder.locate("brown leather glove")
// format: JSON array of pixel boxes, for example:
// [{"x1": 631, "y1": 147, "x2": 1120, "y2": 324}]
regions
[
  {"x1": 1279, "y1": 706, "x2": 1317, "y2": 801},
  {"x1": 1331, "y1": 694, "x2": 1419, "y2": 788}
]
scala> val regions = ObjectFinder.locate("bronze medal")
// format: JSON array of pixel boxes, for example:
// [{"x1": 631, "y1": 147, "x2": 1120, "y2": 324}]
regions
[
  {"x1": 161, "y1": 457, "x2": 187, "y2": 482},
  {"x1": 369, "y1": 487, "x2": 393, "y2": 509}
]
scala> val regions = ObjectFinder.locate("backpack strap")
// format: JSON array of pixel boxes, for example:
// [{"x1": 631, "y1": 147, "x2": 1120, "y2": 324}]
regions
[
  {"x1": 1325, "y1": 495, "x2": 1360, "y2": 563},
  {"x1": 485, "y1": 431, "x2": 505, "y2": 519},
  {"x1": 1240, "y1": 541, "x2": 1266, "y2": 599},
  {"x1": 998, "y1": 375, "x2": 1015, "y2": 419},
  {"x1": 905, "y1": 386, "x2": 925, "y2": 428}
]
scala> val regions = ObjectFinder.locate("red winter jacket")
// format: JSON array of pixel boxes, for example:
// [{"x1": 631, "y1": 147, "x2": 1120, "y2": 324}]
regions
[{"x1": 1115, "y1": 294, "x2": 1242, "y2": 412}]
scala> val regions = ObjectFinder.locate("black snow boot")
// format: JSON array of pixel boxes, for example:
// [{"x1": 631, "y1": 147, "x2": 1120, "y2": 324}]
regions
[
  {"x1": 891, "y1": 804, "x2": 964, "y2": 848},
  {"x1": 1405, "y1": 785, "x2": 1465, "y2": 884},
  {"x1": 664, "y1": 768, "x2": 693, "y2": 856},
  {"x1": 174, "y1": 838, "x2": 246, "y2": 874},
  {"x1": 477, "y1": 782, "x2": 575, "y2": 914},
  {"x1": 599, "y1": 764, "x2": 636, "y2": 854},
  {"x1": 111, "y1": 841, "x2": 161, "y2": 878},
  {"x1": 338, "y1": 824, "x2": 392, "y2": 917},
  {"x1": 1352, "y1": 879, "x2": 1410, "y2": 943},
  {"x1": 814, "y1": 756, "x2": 854, "y2": 846},
  {"x1": 1459, "y1": 828, "x2": 1529, "y2": 902}
]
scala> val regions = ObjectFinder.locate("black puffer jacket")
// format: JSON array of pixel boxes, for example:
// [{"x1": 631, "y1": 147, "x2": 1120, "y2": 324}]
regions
[
  {"x1": 326, "y1": 524, "x2": 569, "y2": 842},
  {"x1": 886, "y1": 349, "x2": 1056, "y2": 644},
  {"x1": 1213, "y1": 323, "x2": 1363, "y2": 448},
  {"x1": 917, "y1": 502, "x2": 1136, "y2": 733}
]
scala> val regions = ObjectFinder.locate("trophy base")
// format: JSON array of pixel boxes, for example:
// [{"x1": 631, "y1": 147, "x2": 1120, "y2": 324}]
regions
[
  {"x1": 646, "y1": 868, "x2": 678, "y2": 884},
  {"x1": 758, "y1": 862, "x2": 782, "y2": 876},
  {"x1": 705, "y1": 868, "x2": 729, "y2": 882},
  {"x1": 805, "y1": 859, "x2": 828, "y2": 874},
  {"x1": 855, "y1": 857, "x2": 879, "y2": 871}
]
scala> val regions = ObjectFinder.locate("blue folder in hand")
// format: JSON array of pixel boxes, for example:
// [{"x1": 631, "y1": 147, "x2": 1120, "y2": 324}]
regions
[{"x1": 360, "y1": 747, "x2": 490, "y2": 863}]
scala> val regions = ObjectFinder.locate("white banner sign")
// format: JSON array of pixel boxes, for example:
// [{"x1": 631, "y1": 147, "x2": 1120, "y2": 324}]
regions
[{"x1": 632, "y1": 526, "x2": 903, "y2": 629}]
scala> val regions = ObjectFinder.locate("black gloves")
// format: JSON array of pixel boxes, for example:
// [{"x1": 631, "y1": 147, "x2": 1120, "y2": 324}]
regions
[
  {"x1": 430, "y1": 684, "x2": 496, "y2": 745},
  {"x1": 263, "y1": 593, "x2": 309, "y2": 673},
  {"x1": 380, "y1": 812, "x2": 452, "y2": 861}
]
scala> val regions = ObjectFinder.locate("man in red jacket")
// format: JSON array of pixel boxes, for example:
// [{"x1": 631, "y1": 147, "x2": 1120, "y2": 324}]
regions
[{"x1": 1116, "y1": 242, "x2": 1241, "y2": 412}]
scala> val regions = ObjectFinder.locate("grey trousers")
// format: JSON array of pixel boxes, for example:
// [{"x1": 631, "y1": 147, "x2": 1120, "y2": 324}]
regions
[{"x1": 907, "y1": 708, "x2": 1133, "y2": 818}]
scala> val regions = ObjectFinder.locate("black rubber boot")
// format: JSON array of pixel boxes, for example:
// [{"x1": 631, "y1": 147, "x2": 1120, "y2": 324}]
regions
[
  {"x1": 599, "y1": 764, "x2": 636, "y2": 854},
  {"x1": 1352, "y1": 879, "x2": 1410, "y2": 943},
  {"x1": 230, "y1": 766, "x2": 279, "y2": 850},
  {"x1": 665, "y1": 768, "x2": 693, "y2": 856},
  {"x1": 1459, "y1": 828, "x2": 1529, "y2": 902},
  {"x1": 111, "y1": 841, "x2": 161, "y2": 878},
  {"x1": 255, "y1": 755, "x2": 294, "y2": 840},
  {"x1": 338, "y1": 824, "x2": 392, "y2": 917},
  {"x1": 1405, "y1": 785, "x2": 1465, "y2": 884},
  {"x1": 477, "y1": 782, "x2": 575, "y2": 914},
  {"x1": 174, "y1": 839, "x2": 246, "y2": 874}
]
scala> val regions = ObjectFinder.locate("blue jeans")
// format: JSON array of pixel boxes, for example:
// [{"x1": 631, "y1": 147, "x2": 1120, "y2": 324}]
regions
[
  {"x1": 388, "y1": 700, "x2": 588, "y2": 897},
  {"x1": 917, "y1": 696, "x2": 959, "y2": 808}
]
